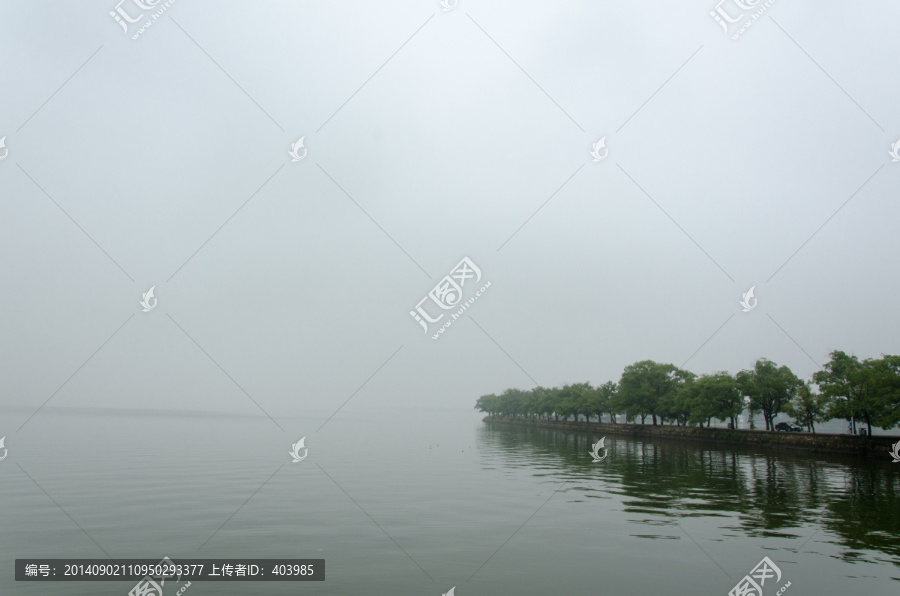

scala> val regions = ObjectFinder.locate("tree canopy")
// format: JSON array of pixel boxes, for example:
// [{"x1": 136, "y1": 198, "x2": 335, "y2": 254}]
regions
[{"x1": 475, "y1": 354, "x2": 900, "y2": 434}]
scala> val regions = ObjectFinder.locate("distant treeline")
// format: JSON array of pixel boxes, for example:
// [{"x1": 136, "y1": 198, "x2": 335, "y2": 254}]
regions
[{"x1": 475, "y1": 351, "x2": 900, "y2": 435}]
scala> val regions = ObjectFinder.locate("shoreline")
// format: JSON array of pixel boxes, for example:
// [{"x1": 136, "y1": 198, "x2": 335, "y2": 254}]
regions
[{"x1": 483, "y1": 417, "x2": 899, "y2": 457}]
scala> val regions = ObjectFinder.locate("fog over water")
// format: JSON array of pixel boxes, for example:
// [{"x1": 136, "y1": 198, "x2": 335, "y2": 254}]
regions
[
  {"x1": 2, "y1": 407, "x2": 898, "y2": 595},
  {"x1": 2, "y1": 1, "x2": 899, "y2": 594}
]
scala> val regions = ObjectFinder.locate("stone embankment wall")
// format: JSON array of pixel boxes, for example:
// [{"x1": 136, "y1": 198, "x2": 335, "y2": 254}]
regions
[{"x1": 484, "y1": 417, "x2": 898, "y2": 456}]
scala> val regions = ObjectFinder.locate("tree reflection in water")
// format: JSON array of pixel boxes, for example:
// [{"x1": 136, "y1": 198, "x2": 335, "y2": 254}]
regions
[{"x1": 478, "y1": 422, "x2": 900, "y2": 563}]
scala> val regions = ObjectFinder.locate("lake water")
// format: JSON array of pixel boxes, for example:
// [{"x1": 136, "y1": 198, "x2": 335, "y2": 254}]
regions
[{"x1": 2, "y1": 406, "x2": 898, "y2": 595}]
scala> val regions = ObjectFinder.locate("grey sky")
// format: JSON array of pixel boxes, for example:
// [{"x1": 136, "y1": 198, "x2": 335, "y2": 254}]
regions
[{"x1": 1, "y1": 0, "x2": 898, "y2": 424}]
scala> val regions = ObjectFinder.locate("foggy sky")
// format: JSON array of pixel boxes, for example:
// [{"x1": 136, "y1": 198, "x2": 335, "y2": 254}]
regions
[{"x1": 2, "y1": 0, "x2": 898, "y2": 426}]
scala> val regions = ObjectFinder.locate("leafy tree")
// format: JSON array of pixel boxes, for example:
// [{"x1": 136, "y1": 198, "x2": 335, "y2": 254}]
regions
[
  {"x1": 544, "y1": 386, "x2": 562, "y2": 421},
  {"x1": 736, "y1": 359, "x2": 803, "y2": 431},
  {"x1": 610, "y1": 381, "x2": 635, "y2": 423},
  {"x1": 785, "y1": 383, "x2": 831, "y2": 433},
  {"x1": 577, "y1": 383, "x2": 605, "y2": 423},
  {"x1": 682, "y1": 377, "x2": 705, "y2": 427},
  {"x1": 557, "y1": 383, "x2": 592, "y2": 422},
  {"x1": 475, "y1": 351, "x2": 899, "y2": 434},
  {"x1": 475, "y1": 393, "x2": 500, "y2": 417},
  {"x1": 707, "y1": 372, "x2": 743, "y2": 429},
  {"x1": 498, "y1": 388, "x2": 527, "y2": 417},
  {"x1": 872, "y1": 355, "x2": 900, "y2": 430},
  {"x1": 684, "y1": 372, "x2": 742, "y2": 428},
  {"x1": 519, "y1": 388, "x2": 537, "y2": 420},
  {"x1": 814, "y1": 351, "x2": 900, "y2": 435},
  {"x1": 618, "y1": 360, "x2": 690, "y2": 425},
  {"x1": 815, "y1": 351, "x2": 865, "y2": 434},
  {"x1": 597, "y1": 381, "x2": 619, "y2": 423},
  {"x1": 662, "y1": 372, "x2": 697, "y2": 426},
  {"x1": 530, "y1": 386, "x2": 552, "y2": 420},
  {"x1": 571, "y1": 382, "x2": 596, "y2": 422}
]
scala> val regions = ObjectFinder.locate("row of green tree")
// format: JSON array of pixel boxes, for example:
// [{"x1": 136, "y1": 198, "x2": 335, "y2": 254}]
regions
[{"x1": 474, "y1": 351, "x2": 900, "y2": 434}]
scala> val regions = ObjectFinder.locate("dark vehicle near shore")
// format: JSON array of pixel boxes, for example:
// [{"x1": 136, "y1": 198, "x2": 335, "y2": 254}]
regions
[{"x1": 775, "y1": 422, "x2": 802, "y2": 432}]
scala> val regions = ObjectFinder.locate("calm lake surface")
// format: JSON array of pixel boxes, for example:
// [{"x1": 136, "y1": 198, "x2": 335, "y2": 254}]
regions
[{"x1": 2, "y1": 406, "x2": 898, "y2": 595}]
